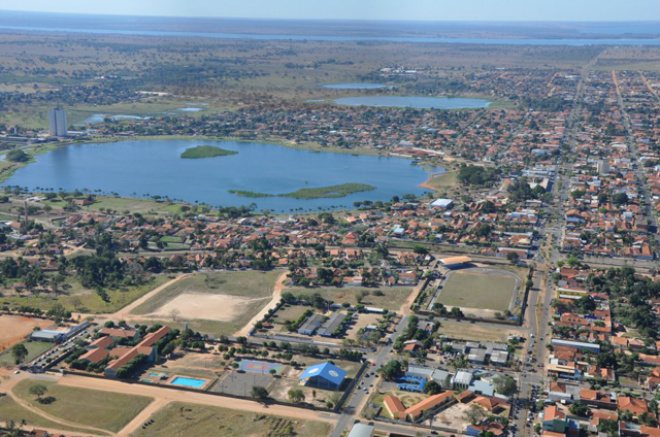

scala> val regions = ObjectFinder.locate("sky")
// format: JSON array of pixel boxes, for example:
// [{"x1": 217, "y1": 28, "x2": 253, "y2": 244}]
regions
[{"x1": 0, "y1": 0, "x2": 659, "y2": 21}]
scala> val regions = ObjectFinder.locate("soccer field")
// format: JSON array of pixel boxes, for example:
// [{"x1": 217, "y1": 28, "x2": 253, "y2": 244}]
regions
[{"x1": 437, "y1": 269, "x2": 518, "y2": 311}]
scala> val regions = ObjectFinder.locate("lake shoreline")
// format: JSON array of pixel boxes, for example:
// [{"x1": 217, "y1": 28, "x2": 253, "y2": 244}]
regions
[{"x1": 3, "y1": 138, "x2": 438, "y2": 212}]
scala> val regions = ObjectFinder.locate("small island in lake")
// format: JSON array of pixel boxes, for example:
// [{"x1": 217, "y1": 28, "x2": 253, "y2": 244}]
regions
[
  {"x1": 228, "y1": 183, "x2": 376, "y2": 199},
  {"x1": 181, "y1": 145, "x2": 238, "y2": 159}
]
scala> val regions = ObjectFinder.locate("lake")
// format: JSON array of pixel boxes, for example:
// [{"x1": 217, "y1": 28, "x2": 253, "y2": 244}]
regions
[
  {"x1": 323, "y1": 83, "x2": 390, "y2": 89},
  {"x1": 334, "y1": 96, "x2": 491, "y2": 109},
  {"x1": 3, "y1": 140, "x2": 438, "y2": 212},
  {"x1": 2, "y1": 24, "x2": 660, "y2": 46}
]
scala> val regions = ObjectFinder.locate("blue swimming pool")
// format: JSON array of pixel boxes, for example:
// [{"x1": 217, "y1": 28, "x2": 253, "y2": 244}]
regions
[{"x1": 170, "y1": 376, "x2": 207, "y2": 388}]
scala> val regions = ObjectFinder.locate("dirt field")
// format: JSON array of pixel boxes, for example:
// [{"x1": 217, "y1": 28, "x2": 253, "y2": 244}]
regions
[
  {"x1": 437, "y1": 268, "x2": 518, "y2": 311},
  {"x1": 147, "y1": 292, "x2": 271, "y2": 322},
  {"x1": 432, "y1": 402, "x2": 471, "y2": 429},
  {"x1": 0, "y1": 315, "x2": 53, "y2": 353}
]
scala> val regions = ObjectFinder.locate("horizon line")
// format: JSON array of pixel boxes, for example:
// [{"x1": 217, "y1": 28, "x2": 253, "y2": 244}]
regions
[{"x1": 1, "y1": 9, "x2": 659, "y2": 24}]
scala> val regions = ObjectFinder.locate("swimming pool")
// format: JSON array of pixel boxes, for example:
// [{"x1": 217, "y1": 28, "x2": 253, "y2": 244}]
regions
[{"x1": 170, "y1": 376, "x2": 207, "y2": 388}]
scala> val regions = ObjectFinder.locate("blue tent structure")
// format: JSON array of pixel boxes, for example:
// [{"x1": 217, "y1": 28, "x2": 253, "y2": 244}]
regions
[{"x1": 298, "y1": 361, "x2": 347, "y2": 390}]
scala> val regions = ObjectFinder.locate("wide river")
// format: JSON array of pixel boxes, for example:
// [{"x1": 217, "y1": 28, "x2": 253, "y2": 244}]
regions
[{"x1": 3, "y1": 140, "x2": 439, "y2": 212}]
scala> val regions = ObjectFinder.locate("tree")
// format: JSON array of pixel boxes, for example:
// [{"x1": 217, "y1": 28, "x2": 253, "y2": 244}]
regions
[
  {"x1": 288, "y1": 389, "x2": 305, "y2": 403},
  {"x1": 6, "y1": 150, "x2": 29, "y2": 163},
  {"x1": 29, "y1": 384, "x2": 48, "y2": 400},
  {"x1": 11, "y1": 343, "x2": 28, "y2": 365},
  {"x1": 463, "y1": 403, "x2": 487, "y2": 425},
  {"x1": 493, "y1": 375, "x2": 518, "y2": 397},
  {"x1": 569, "y1": 401, "x2": 589, "y2": 417},
  {"x1": 424, "y1": 380, "x2": 442, "y2": 395},
  {"x1": 251, "y1": 386, "x2": 269, "y2": 400},
  {"x1": 506, "y1": 252, "x2": 519, "y2": 264},
  {"x1": 379, "y1": 360, "x2": 404, "y2": 381},
  {"x1": 598, "y1": 419, "x2": 619, "y2": 437}
]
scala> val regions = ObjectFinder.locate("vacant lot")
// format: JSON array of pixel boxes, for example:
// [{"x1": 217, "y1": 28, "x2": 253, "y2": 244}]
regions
[
  {"x1": 437, "y1": 320, "x2": 519, "y2": 342},
  {"x1": 437, "y1": 269, "x2": 517, "y2": 311},
  {"x1": 131, "y1": 270, "x2": 281, "y2": 335},
  {"x1": 13, "y1": 379, "x2": 153, "y2": 433},
  {"x1": 285, "y1": 286, "x2": 413, "y2": 311},
  {"x1": 0, "y1": 315, "x2": 53, "y2": 353},
  {"x1": 132, "y1": 402, "x2": 331, "y2": 437},
  {"x1": 432, "y1": 401, "x2": 471, "y2": 430},
  {"x1": 0, "y1": 275, "x2": 169, "y2": 314},
  {"x1": 0, "y1": 396, "x2": 105, "y2": 435},
  {"x1": 0, "y1": 341, "x2": 53, "y2": 367}
]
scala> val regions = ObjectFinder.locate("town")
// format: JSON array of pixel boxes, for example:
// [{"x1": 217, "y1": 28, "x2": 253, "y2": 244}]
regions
[{"x1": 1, "y1": 7, "x2": 660, "y2": 437}]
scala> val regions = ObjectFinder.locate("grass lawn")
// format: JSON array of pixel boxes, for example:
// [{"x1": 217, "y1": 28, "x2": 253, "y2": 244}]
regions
[
  {"x1": 131, "y1": 270, "x2": 281, "y2": 315},
  {"x1": 437, "y1": 269, "x2": 517, "y2": 311},
  {"x1": 425, "y1": 169, "x2": 458, "y2": 191},
  {"x1": 131, "y1": 402, "x2": 331, "y2": 437},
  {"x1": 44, "y1": 195, "x2": 185, "y2": 216},
  {"x1": 0, "y1": 341, "x2": 53, "y2": 366},
  {"x1": 285, "y1": 286, "x2": 413, "y2": 311},
  {"x1": 0, "y1": 396, "x2": 107, "y2": 435},
  {"x1": 438, "y1": 320, "x2": 516, "y2": 342},
  {"x1": 0, "y1": 275, "x2": 169, "y2": 314},
  {"x1": 12, "y1": 379, "x2": 153, "y2": 433}
]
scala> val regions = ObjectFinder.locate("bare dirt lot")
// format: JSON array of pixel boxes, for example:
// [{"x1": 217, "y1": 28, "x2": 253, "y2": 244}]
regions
[
  {"x1": 0, "y1": 315, "x2": 52, "y2": 353},
  {"x1": 432, "y1": 402, "x2": 471, "y2": 430},
  {"x1": 146, "y1": 292, "x2": 271, "y2": 322}
]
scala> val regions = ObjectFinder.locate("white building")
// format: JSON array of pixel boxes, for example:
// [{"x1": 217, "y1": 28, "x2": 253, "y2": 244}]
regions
[{"x1": 48, "y1": 108, "x2": 67, "y2": 136}]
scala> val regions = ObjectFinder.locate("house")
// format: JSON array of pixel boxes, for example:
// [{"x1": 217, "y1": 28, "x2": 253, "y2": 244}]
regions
[
  {"x1": 298, "y1": 362, "x2": 347, "y2": 390},
  {"x1": 467, "y1": 422, "x2": 506, "y2": 437},
  {"x1": 618, "y1": 397, "x2": 649, "y2": 417},
  {"x1": 543, "y1": 405, "x2": 567, "y2": 433},
  {"x1": 580, "y1": 389, "x2": 616, "y2": 410}
]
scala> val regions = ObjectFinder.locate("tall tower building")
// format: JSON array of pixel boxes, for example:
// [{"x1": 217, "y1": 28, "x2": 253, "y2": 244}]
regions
[{"x1": 48, "y1": 108, "x2": 67, "y2": 136}]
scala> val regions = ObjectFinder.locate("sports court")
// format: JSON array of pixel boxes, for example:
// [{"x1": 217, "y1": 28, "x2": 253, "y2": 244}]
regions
[{"x1": 239, "y1": 359, "x2": 285, "y2": 375}]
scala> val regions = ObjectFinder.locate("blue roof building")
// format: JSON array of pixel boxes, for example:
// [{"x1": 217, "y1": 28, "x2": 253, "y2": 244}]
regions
[{"x1": 298, "y1": 362, "x2": 347, "y2": 390}]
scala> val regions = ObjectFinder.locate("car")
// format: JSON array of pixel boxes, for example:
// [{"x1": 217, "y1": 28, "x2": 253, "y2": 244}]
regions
[{"x1": 13, "y1": 370, "x2": 20, "y2": 374}]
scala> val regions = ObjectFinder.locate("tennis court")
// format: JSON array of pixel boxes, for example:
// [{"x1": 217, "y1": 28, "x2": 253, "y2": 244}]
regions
[{"x1": 239, "y1": 359, "x2": 285, "y2": 375}]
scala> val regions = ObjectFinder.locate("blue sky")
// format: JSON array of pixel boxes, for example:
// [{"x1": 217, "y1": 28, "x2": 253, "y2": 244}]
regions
[{"x1": 0, "y1": 0, "x2": 658, "y2": 21}]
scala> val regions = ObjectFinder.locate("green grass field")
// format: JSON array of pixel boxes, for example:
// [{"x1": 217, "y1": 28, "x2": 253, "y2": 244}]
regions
[
  {"x1": 425, "y1": 169, "x2": 458, "y2": 191},
  {"x1": 131, "y1": 270, "x2": 281, "y2": 315},
  {"x1": 437, "y1": 269, "x2": 517, "y2": 311},
  {"x1": 0, "y1": 275, "x2": 169, "y2": 314},
  {"x1": 131, "y1": 402, "x2": 331, "y2": 437},
  {"x1": 285, "y1": 286, "x2": 413, "y2": 311},
  {"x1": 0, "y1": 341, "x2": 53, "y2": 366},
  {"x1": 0, "y1": 396, "x2": 107, "y2": 435},
  {"x1": 12, "y1": 380, "x2": 153, "y2": 433}
]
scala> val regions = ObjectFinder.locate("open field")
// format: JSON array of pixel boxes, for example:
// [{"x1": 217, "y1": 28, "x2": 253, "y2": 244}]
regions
[
  {"x1": 132, "y1": 270, "x2": 280, "y2": 315},
  {"x1": 149, "y1": 293, "x2": 271, "y2": 322},
  {"x1": 12, "y1": 379, "x2": 153, "y2": 433},
  {"x1": 421, "y1": 169, "x2": 458, "y2": 192},
  {"x1": 0, "y1": 315, "x2": 53, "y2": 353},
  {"x1": 131, "y1": 402, "x2": 331, "y2": 437},
  {"x1": 0, "y1": 341, "x2": 52, "y2": 367},
  {"x1": 0, "y1": 396, "x2": 106, "y2": 435},
  {"x1": 43, "y1": 194, "x2": 185, "y2": 216},
  {"x1": 437, "y1": 320, "x2": 518, "y2": 342},
  {"x1": 284, "y1": 286, "x2": 413, "y2": 311},
  {"x1": 0, "y1": 275, "x2": 169, "y2": 314},
  {"x1": 437, "y1": 268, "x2": 518, "y2": 311},
  {"x1": 131, "y1": 270, "x2": 281, "y2": 335}
]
